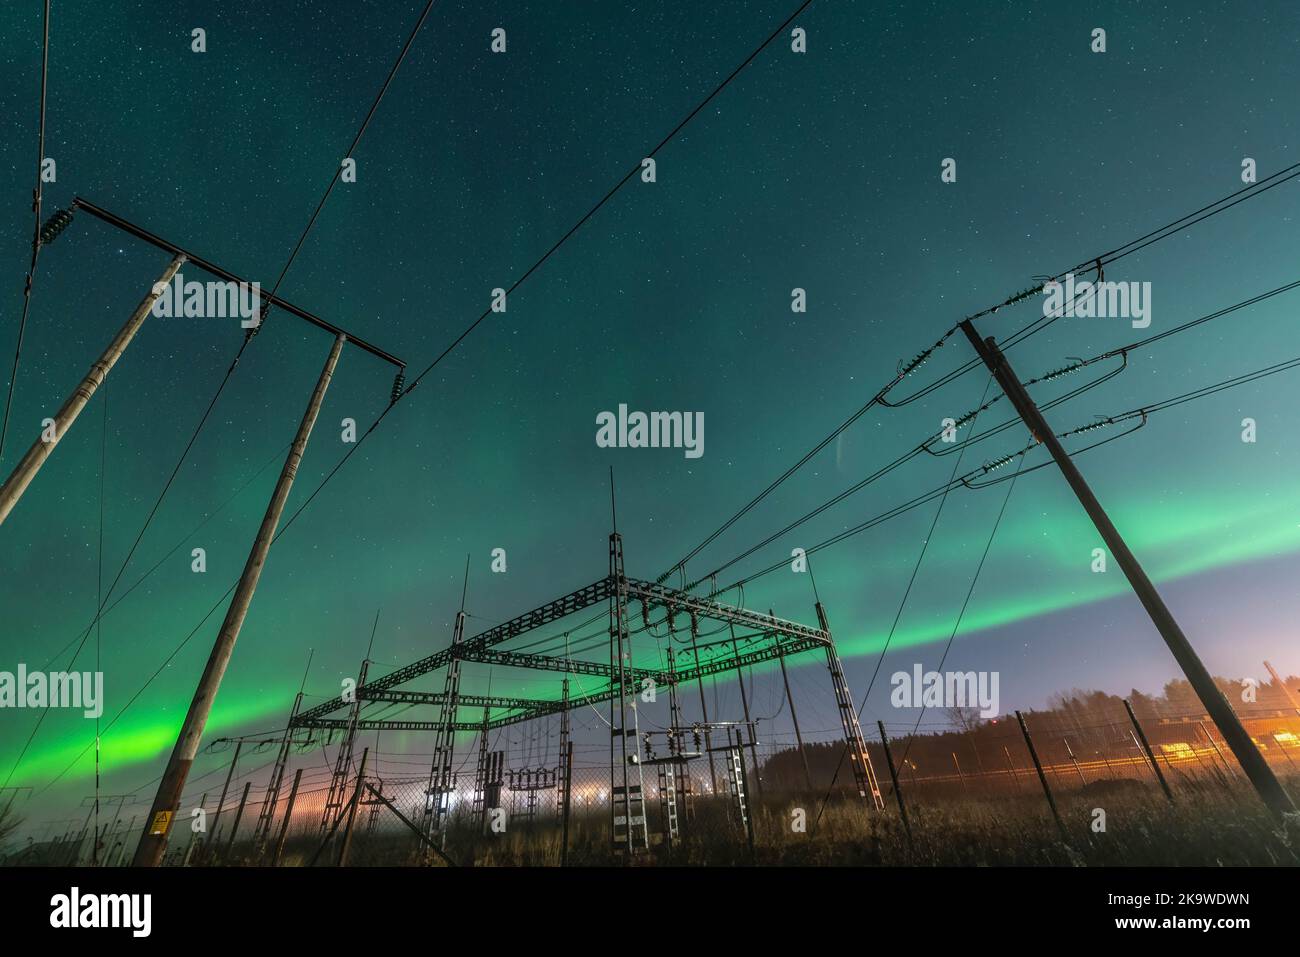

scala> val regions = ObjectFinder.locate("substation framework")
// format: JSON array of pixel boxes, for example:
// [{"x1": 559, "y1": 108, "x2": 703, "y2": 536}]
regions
[{"x1": 280, "y1": 532, "x2": 885, "y2": 859}]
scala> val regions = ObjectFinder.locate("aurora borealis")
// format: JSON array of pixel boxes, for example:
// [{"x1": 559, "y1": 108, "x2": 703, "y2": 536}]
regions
[{"x1": 2, "y1": 0, "x2": 1299, "y2": 835}]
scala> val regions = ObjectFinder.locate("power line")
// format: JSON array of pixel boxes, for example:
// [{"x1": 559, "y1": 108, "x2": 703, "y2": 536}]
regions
[
  {"x1": 1114, "y1": 354, "x2": 1300, "y2": 419},
  {"x1": 0, "y1": 442, "x2": 289, "y2": 791},
  {"x1": 805, "y1": 375, "x2": 1002, "y2": 829},
  {"x1": 0, "y1": 0, "x2": 53, "y2": 465},
  {"x1": 718, "y1": 346, "x2": 1300, "y2": 593},
  {"x1": 63, "y1": 0, "x2": 441, "y2": 659},
  {"x1": 191, "y1": 0, "x2": 823, "y2": 677},
  {"x1": 93, "y1": 379, "x2": 107, "y2": 860},
  {"x1": 263, "y1": 0, "x2": 821, "y2": 549},
  {"x1": 425, "y1": 267, "x2": 1300, "y2": 674},
  {"x1": 885, "y1": 452, "x2": 1026, "y2": 787},
  {"x1": 9, "y1": 0, "x2": 442, "y2": 789},
  {"x1": 118, "y1": 128, "x2": 1300, "y2": 713},
  {"x1": 665, "y1": 162, "x2": 1300, "y2": 578},
  {"x1": 696, "y1": 270, "x2": 1300, "y2": 594},
  {"x1": 26, "y1": 9, "x2": 1300, "y2": 802},
  {"x1": 914, "y1": 274, "x2": 1300, "y2": 462},
  {"x1": 857, "y1": 375, "x2": 996, "y2": 715}
]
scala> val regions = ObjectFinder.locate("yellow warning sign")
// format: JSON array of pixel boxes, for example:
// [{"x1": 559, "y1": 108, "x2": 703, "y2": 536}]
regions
[{"x1": 148, "y1": 810, "x2": 173, "y2": 835}]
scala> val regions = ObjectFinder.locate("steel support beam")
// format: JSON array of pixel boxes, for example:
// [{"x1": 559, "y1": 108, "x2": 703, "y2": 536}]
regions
[
  {"x1": 295, "y1": 717, "x2": 482, "y2": 733},
  {"x1": 71, "y1": 199, "x2": 404, "y2": 369},
  {"x1": 625, "y1": 578, "x2": 828, "y2": 644},
  {"x1": 294, "y1": 577, "x2": 612, "y2": 723}
]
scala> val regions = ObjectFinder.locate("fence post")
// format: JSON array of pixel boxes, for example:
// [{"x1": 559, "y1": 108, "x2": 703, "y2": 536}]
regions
[
  {"x1": 338, "y1": 748, "x2": 368, "y2": 866},
  {"x1": 183, "y1": 795, "x2": 206, "y2": 866},
  {"x1": 1198, "y1": 720, "x2": 1238, "y2": 786},
  {"x1": 1016, "y1": 710, "x2": 1069, "y2": 843},
  {"x1": 560, "y1": 741, "x2": 574, "y2": 867},
  {"x1": 1063, "y1": 738, "x2": 1087, "y2": 786},
  {"x1": 951, "y1": 751, "x2": 968, "y2": 793},
  {"x1": 222, "y1": 782, "x2": 251, "y2": 864},
  {"x1": 1123, "y1": 699, "x2": 1173, "y2": 802},
  {"x1": 877, "y1": 721, "x2": 913, "y2": 851},
  {"x1": 273, "y1": 768, "x2": 304, "y2": 865},
  {"x1": 1002, "y1": 745, "x2": 1022, "y2": 791},
  {"x1": 206, "y1": 740, "x2": 242, "y2": 863}
]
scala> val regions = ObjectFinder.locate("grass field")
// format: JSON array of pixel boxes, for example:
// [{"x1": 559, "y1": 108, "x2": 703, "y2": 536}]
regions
[{"x1": 253, "y1": 773, "x2": 1299, "y2": 867}]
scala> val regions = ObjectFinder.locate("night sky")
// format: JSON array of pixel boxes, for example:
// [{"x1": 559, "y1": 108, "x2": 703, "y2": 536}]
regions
[{"x1": 2, "y1": 1, "x2": 1299, "y2": 828}]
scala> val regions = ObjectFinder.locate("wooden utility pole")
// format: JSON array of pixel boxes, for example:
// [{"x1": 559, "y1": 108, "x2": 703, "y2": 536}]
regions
[
  {"x1": 0, "y1": 254, "x2": 184, "y2": 525},
  {"x1": 133, "y1": 334, "x2": 346, "y2": 866},
  {"x1": 961, "y1": 320, "x2": 1295, "y2": 821}
]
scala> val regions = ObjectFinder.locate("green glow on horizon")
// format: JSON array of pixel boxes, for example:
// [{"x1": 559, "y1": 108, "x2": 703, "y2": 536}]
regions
[{"x1": 11, "y1": 495, "x2": 1297, "y2": 790}]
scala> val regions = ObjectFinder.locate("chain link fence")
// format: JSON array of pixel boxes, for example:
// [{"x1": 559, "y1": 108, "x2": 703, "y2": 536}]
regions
[{"x1": 11, "y1": 705, "x2": 1298, "y2": 866}]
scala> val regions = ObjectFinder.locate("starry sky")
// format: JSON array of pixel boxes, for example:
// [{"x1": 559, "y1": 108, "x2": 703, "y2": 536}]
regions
[{"x1": 1, "y1": 0, "x2": 1299, "y2": 826}]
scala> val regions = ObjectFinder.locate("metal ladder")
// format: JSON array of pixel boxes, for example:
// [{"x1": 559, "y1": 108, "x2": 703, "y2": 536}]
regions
[
  {"x1": 819, "y1": 604, "x2": 886, "y2": 809},
  {"x1": 609, "y1": 532, "x2": 648, "y2": 855},
  {"x1": 725, "y1": 742, "x2": 749, "y2": 831},
  {"x1": 657, "y1": 760, "x2": 679, "y2": 844}
]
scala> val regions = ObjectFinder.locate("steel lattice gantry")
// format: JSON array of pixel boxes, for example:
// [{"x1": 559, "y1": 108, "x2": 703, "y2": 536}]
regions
[{"x1": 284, "y1": 535, "x2": 886, "y2": 839}]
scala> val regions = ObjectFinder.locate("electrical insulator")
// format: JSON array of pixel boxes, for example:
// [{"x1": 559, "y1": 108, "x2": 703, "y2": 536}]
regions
[
  {"x1": 245, "y1": 302, "x2": 269, "y2": 341},
  {"x1": 390, "y1": 370, "x2": 405, "y2": 404},
  {"x1": 897, "y1": 344, "x2": 934, "y2": 377},
  {"x1": 1006, "y1": 282, "x2": 1042, "y2": 306},
  {"x1": 38, "y1": 208, "x2": 74, "y2": 245},
  {"x1": 1074, "y1": 417, "x2": 1113, "y2": 434},
  {"x1": 1038, "y1": 360, "x2": 1084, "y2": 383}
]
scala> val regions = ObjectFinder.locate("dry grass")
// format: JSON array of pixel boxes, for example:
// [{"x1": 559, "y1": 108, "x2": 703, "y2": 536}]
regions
[{"x1": 116, "y1": 772, "x2": 1300, "y2": 868}]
